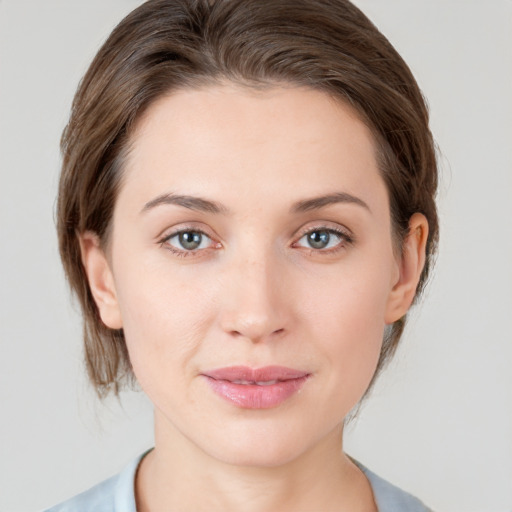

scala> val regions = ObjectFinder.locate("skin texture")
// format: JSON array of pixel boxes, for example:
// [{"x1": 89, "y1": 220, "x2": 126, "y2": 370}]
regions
[{"x1": 80, "y1": 85, "x2": 428, "y2": 512}]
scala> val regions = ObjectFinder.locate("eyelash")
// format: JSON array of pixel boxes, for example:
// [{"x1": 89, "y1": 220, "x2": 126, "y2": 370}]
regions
[
  {"x1": 293, "y1": 226, "x2": 354, "y2": 256},
  {"x1": 158, "y1": 227, "x2": 217, "y2": 258},
  {"x1": 158, "y1": 225, "x2": 354, "y2": 258}
]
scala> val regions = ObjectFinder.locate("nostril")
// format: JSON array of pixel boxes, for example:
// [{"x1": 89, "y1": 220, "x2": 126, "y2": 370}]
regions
[{"x1": 227, "y1": 327, "x2": 286, "y2": 343}]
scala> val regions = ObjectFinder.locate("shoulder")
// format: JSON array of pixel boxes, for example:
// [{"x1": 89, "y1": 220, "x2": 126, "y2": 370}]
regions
[
  {"x1": 42, "y1": 453, "x2": 144, "y2": 512},
  {"x1": 357, "y1": 462, "x2": 433, "y2": 512},
  {"x1": 42, "y1": 473, "x2": 119, "y2": 512}
]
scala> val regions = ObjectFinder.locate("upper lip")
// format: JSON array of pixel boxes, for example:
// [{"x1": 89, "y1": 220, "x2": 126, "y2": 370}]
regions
[{"x1": 202, "y1": 365, "x2": 309, "y2": 383}]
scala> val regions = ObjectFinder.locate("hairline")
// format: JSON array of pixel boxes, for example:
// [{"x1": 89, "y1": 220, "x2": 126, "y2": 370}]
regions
[{"x1": 98, "y1": 79, "x2": 405, "y2": 255}]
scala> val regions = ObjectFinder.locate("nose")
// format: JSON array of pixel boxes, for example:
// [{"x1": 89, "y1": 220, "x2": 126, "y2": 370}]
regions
[{"x1": 218, "y1": 251, "x2": 290, "y2": 343}]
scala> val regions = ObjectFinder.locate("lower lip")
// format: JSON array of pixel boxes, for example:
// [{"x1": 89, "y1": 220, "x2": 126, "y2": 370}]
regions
[{"x1": 204, "y1": 376, "x2": 309, "y2": 409}]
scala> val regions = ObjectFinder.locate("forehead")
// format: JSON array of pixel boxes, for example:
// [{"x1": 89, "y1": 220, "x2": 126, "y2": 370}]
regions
[{"x1": 121, "y1": 84, "x2": 386, "y2": 212}]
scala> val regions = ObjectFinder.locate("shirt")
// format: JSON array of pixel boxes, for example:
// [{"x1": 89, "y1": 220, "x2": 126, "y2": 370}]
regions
[{"x1": 43, "y1": 452, "x2": 432, "y2": 512}]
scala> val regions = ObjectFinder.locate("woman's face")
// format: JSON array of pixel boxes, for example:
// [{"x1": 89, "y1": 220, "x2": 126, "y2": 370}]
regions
[{"x1": 87, "y1": 85, "x2": 417, "y2": 466}]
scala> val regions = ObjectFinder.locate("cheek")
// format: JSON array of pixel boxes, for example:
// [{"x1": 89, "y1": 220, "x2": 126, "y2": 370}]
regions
[
  {"x1": 320, "y1": 286, "x2": 384, "y2": 363},
  {"x1": 113, "y1": 259, "x2": 218, "y2": 392},
  {"x1": 298, "y1": 260, "x2": 393, "y2": 396},
  {"x1": 301, "y1": 256, "x2": 391, "y2": 340}
]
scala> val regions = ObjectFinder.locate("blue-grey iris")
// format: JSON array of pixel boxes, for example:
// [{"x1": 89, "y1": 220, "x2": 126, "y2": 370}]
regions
[
  {"x1": 179, "y1": 231, "x2": 202, "y2": 250},
  {"x1": 307, "y1": 230, "x2": 331, "y2": 249}
]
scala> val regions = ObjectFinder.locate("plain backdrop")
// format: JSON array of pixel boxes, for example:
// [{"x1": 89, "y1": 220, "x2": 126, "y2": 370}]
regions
[{"x1": 1, "y1": 1, "x2": 511, "y2": 511}]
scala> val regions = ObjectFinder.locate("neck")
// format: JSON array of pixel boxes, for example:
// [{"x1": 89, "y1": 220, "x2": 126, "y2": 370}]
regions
[{"x1": 135, "y1": 410, "x2": 376, "y2": 512}]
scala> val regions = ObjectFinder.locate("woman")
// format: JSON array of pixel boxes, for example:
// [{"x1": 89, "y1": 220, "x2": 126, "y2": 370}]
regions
[{"x1": 47, "y1": 0, "x2": 438, "y2": 510}]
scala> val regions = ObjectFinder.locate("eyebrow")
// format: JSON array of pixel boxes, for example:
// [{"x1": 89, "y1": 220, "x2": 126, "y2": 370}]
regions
[
  {"x1": 141, "y1": 191, "x2": 370, "y2": 216},
  {"x1": 291, "y1": 192, "x2": 370, "y2": 213},
  {"x1": 141, "y1": 193, "x2": 230, "y2": 215}
]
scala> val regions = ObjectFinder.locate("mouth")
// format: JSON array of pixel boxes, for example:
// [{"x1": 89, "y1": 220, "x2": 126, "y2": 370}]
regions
[{"x1": 201, "y1": 366, "x2": 310, "y2": 409}]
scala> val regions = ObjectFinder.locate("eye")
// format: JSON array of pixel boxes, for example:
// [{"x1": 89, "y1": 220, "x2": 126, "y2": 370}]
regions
[
  {"x1": 295, "y1": 228, "x2": 351, "y2": 251},
  {"x1": 163, "y1": 230, "x2": 215, "y2": 252}
]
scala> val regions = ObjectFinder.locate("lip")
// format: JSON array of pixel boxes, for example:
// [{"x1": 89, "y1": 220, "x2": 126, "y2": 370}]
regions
[{"x1": 201, "y1": 366, "x2": 310, "y2": 409}]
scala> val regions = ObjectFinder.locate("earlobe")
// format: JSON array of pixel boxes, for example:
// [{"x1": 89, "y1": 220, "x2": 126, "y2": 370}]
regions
[
  {"x1": 385, "y1": 213, "x2": 429, "y2": 324},
  {"x1": 79, "y1": 232, "x2": 123, "y2": 329}
]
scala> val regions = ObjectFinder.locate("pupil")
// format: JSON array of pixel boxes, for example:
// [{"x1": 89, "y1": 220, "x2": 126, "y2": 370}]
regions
[
  {"x1": 308, "y1": 230, "x2": 330, "y2": 249},
  {"x1": 179, "y1": 231, "x2": 202, "y2": 250}
]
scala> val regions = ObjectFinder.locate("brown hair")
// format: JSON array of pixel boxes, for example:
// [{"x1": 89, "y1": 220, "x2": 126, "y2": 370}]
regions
[{"x1": 58, "y1": 0, "x2": 438, "y2": 397}]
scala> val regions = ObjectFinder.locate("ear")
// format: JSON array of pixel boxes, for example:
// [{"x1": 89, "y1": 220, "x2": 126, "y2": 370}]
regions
[
  {"x1": 79, "y1": 231, "x2": 123, "y2": 329},
  {"x1": 385, "y1": 213, "x2": 429, "y2": 324}
]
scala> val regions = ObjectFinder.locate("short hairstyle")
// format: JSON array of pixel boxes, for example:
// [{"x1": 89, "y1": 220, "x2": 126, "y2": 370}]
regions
[{"x1": 58, "y1": 0, "x2": 439, "y2": 397}]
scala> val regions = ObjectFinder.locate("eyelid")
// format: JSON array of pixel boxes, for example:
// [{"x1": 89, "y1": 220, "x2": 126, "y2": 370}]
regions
[
  {"x1": 158, "y1": 224, "x2": 222, "y2": 254},
  {"x1": 157, "y1": 221, "x2": 216, "y2": 241},
  {"x1": 291, "y1": 222, "x2": 354, "y2": 252},
  {"x1": 293, "y1": 222, "x2": 354, "y2": 242},
  {"x1": 156, "y1": 221, "x2": 353, "y2": 257}
]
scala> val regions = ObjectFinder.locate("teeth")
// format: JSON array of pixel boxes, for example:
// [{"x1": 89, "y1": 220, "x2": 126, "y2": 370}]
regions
[{"x1": 231, "y1": 379, "x2": 278, "y2": 386}]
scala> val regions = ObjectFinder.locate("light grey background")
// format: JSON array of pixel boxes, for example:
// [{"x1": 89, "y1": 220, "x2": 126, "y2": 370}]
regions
[{"x1": 1, "y1": 1, "x2": 511, "y2": 511}]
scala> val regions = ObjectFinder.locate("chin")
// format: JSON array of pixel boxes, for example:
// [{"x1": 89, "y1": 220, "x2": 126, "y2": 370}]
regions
[
  {"x1": 209, "y1": 440, "x2": 306, "y2": 468},
  {"x1": 195, "y1": 416, "x2": 334, "y2": 469}
]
